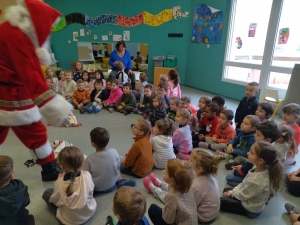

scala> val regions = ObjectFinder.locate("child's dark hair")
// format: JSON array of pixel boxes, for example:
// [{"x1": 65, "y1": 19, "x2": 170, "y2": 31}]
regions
[
  {"x1": 167, "y1": 159, "x2": 194, "y2": 194},
  {"x1": 144, "y1": 84, "x2": 154, "y2": 91},
  {"x1": 152, "y1": 94, "x2": 167, "y2": 109},
  {"x1": 191, "y1": 150, "x2": 222, "y2": 176},
  {"x1": 168, "y1": 69, "x2": 180, "y2": 87},
  {"x1": 170, "y1": 97, "x2": 181, "y2": 106},
  {"x1": 95, "y1": 70, "x2": 104, "y2": 80},
  {"x1": 252, "y1": 141, "x2": 284, "y2": 192},
  {"x1": 0, "y1": 155, "x2": 13, "y2": 187},
  {"x1": 155, "y1": 118, "x2": 177, "y2": 136},
  {"x1": 158, "y1": 82, "x2": 168, "y2": 91},
  {"x1": 136, "y1": 119, "x2": 151, "y2": 136},
  {"x1": 123, "y1": 82, "x2": 132, "y2": 90},
  {"x1": 278, "y1": 124, "x2": 296, "y2": 158},
  {"x1": 181, "y1": 96, "x2": 191, "y2": 104},
  {"x1": 220, "y1": 109, "x2": 234, "y2": 121},
  {"x1": 58, "y1": 147, "x2": 84, "y2": 196},
  {"x1": 111, "y1": 79, "x2": 119, "y2": 85},
  {"x1": 244, "y1": 115, "x2": 261, "y2": 127},
  {"x1": 113, "y1": 186, "x2": 146, "y2": 225},
  {"x1": 206, "y1": 103, "x2": 219, "y2": 114},
  {"x1": 81, "y1": 70, "x2": 90, "y2": 82},
  {"x1": 283, "y1": 103, "x2": 300, "y2": 117},
  {"x1": 200, "y1": 96, "x2": 212, "y2": 106},
  {"x1": 212, "y1": 96, "x2": 225, "y2": 106},
  {"x1": 45, "y1": 76, "x2": 53, "y2": 83},
  {"x1": 90, "y1": 127, "x2": 110, "y2": 149},
  {"x1": 139, "y1": 73, "x2": 148, "y2": 82},
  {"x1": 256, "y1": 120, "x2": 281, "y2": 142},
  {"x1": 94, "y1": 79, "x2": 103, "y2": 86},
  {"x1": 258, "y1": 102, "x2": 274, "y2": 119}
]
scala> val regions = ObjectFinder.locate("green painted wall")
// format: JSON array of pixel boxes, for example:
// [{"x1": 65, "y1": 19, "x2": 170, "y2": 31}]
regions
[
  {"x1": 185, "y1": 0, "x2": 246, "y2": 101},
  {"x1": 45, "y1": 0, "x2": 192, "y2": 83}
]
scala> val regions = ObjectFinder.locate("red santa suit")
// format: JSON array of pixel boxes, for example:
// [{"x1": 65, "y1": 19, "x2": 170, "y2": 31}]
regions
[{"x1": 0, "y1": 0, "x2": 72, "y2": 178}]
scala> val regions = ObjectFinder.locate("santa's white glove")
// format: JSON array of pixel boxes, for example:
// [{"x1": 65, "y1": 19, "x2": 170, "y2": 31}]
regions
[{"x1": 61, "y1": 117, "x2": 71, "y2": 127}]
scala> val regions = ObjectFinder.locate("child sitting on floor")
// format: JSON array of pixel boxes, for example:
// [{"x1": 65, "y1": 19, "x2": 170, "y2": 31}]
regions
[
  {"x1": 58, "y1": 70, "x2": 65, "y2": 94},
  {"x1": 196, "y1": 96, "x2": 211, "y2": 121},
  {"x1": 62, "y1": 71, "x2": 77, "y2": 104},
  {"x1": 212, "y1": 95, "x2": 227, "y2": 116},
  {"x1": 104, "y1": 79, "x2": 123, "y2": 113},
  {"x1": 133, "y1": 72, "x2": 148, "y2": 103},
  {"x1": 72, "y1": 79, "x2": 90, "y2": 114},
  {"x1": 120, "y1": 119, "x2": 154, "y2": 178},
  {"x1": 181, "y1": 96, "x2": 199, "y2": 117},
  {"x1": 198, "y1": 109, "x2": 235, "y2": 151},
  {"x1": 158, "y1": 74, "x2": 168, "y2": 85},
  {"x1": 81, "y1": 70, "x2": 90, "y2": 92},
  {"x1": 146, "y1": 159, "x2": 197, "y2": 225},
  {"x1": 134, "y1": 84, "x2": 154, "y2": 115},
  {"x1": 147, "y1": 94, "x2": 167, "y2": 126},
  {"x1": 255, "y1": 102, "x2": 274, "y2": 122},
  {"x1": 82, "y1": 127, "x2": 135, "y2": 194},
  {"x1": 0, "y1": 155, "x2": 34, "y2": 225},
  {"x1": 73, "y1": 61, "x2": 83, "y2": 82},
  {"x1": 157, "y1": 82, "x2": 170, "y2": 108},
  {"x1": 115, "y1": 83, "x2": 136, "y2": 115},
  {"x1": 85, "y1": 79, "x2": 108, "y2": 114},
  {"x1": 172, "y1": 109, "x2": 193, "y2": 160},
  {"x1": 168, "y1": 97, "x2": 181, "y2": 121},
  {"x1": 115, "y1": 61, "x2": 128, "y2": 88},
  {"x1": 151, "y1": 118, "x2": 177, "y2": 169},
  {"x1": 46, "y1": 76, "x2": 59, "y2": 94},
  {"x1": 46, "y1": 67, "x2": 58, "y2": 92}
]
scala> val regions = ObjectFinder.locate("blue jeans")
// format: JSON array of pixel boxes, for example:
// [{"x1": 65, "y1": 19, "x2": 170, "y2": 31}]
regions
[
  {"x1": 119, "y1": 164, "x2": 142, "y2": 178},
  {"x1": 148, "y1": 204, "x2": 168, "y2": 225},
  {"x1": 226, "y1": 173, "x2": 244, "y2": 187},
  {"x1": 94, "y1": 185, "x2": 116, "y2": 195}
]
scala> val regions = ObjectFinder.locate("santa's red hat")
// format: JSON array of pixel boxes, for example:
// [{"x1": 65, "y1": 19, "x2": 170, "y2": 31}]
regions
[{"x1": 5, "y1": 0, "x2": 61, "y2": 65}]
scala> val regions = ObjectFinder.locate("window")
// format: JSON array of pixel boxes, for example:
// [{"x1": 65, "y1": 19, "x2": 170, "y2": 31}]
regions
[{"x1": 223, "y1": 0, "x2": 299, "y2": 93}]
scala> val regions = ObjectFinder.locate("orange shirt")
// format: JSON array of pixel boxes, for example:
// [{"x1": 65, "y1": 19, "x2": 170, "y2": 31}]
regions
[{"x1": 213, "y1": 123, "x2": 236, "y2": 143}]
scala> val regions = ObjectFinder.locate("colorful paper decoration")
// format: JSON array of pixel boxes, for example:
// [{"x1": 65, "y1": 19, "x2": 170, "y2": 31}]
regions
[
  {"x1": 248, "y1": 23, "x2": 257, "y2": 37},
  {"x1": 278, "y1": 28, "x2": 289, "y2": 44},
  {"x1": 191, "y1": 4, "x2": 223, "y2": 44},
  {"x1": 143, "y1": 9, "x2": 172, "y2": 26},
  {"x1": 73, "y1": 32, "x2": 78, "y2": 41},
  {"x1": 235, "y1": 37, "x2": 242, "y2": 49},
  {"x1": 52, "y1": 17, "x2": 66, "y2": 31},
  {"x1": 85, "y1": 14, "x2": 117, "y2": 27},
  {"x1": 117, "y1": 13, "x2": 143, "y2": 27},
  {"x1": 66, "y1": 13, "x2": 85, "y2": 25},
  {"x1": 173, "y1": 6, "x2": 190, "y2": 20}
]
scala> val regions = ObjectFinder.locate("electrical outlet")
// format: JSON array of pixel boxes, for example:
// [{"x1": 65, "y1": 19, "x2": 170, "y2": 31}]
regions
[
  {"x1": 68, "y1": 40, "x2": 71, "y2": 43},
  {"x1": 207, "y1": 44, "x2": 210, "y2": 48}
]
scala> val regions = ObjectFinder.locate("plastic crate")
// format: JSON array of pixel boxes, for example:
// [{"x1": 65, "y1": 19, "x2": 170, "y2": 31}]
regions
[
  {"x1": 164, "y1": 56, "x2": 177, "y2": 68},
  {"x1": 153, "y1": 56, "x2": 165, "y2": 67}
]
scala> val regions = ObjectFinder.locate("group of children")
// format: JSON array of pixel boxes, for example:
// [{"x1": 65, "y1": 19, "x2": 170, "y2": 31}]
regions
[{"x1": 2, "y1": 65, "x2": 300, "y2": 224}]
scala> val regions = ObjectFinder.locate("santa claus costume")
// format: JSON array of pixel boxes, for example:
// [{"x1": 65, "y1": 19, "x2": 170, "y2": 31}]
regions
[{"x1": 0, "y1": 0, "x2": 73, "y2": 181}]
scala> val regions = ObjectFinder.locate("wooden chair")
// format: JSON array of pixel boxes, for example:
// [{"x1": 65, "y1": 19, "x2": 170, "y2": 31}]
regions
[{"x1": 261, "y1": 87, "x2": 284, "y2": 118}]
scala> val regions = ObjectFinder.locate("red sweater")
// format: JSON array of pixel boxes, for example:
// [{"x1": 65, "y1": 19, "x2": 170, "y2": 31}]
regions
[
  {"x1": 199, "y1": 116, "x2": 219, "y2": 137},
  {"x1": 212, "y1": 123, "x2": 236, "y2": 143}
]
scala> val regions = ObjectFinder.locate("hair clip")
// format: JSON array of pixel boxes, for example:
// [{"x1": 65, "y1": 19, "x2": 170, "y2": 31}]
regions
[{"x1": 281, "y1": 132, "x2": 287, "y2": 136}]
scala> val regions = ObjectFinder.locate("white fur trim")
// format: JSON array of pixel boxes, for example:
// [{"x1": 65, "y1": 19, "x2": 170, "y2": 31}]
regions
[
  {"x1": 39, "y1": 94, "x2": 73, "y2": 127},
  {"x1": 31, "y1": 141, "x2": 52, "y2": 159},
  {"x1": 0, "y1": 106, "x2": 41, "y2": 126},
  {"x1": 36, "y1": 48, "x2": 52, "y2": 66}
]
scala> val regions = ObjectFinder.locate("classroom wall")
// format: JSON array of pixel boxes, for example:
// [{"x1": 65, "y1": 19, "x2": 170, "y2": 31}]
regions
[
  {"x1": 185, "y1": 0, "x2": 246, "y2": 101},
  {"x1": 45, "y1": 0, "x2": 192, "y2": 83}
]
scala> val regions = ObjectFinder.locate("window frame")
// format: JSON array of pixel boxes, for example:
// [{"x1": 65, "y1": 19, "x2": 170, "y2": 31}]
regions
[{"x1": 222, "y1": 0, "x2": 293, "y2": 99}]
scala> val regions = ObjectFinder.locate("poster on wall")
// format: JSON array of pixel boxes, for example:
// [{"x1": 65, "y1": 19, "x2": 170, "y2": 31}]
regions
[
  {"x1": 278, "y1": 28, "x2": 289, "y2": 44},
  {"x1": 86, "y1": 30, "x2": 91, "y2": 35},
  {"x1": 102, "y1": 35, "x2": 108, "y2": 41},
  {"x1": 123, "y1": 31, "x2": 130, "y2": 41},
  {"x1": 113, "y1": 34, "x2": 122, "y2": 41},
  {"x1": 191, "y1": 4, "x2": 223, "y2": 44},
  {"x1": 73, "y1": 32, "x2": 78, "y2": 41},
  {"x1": 80, "y1": 29, "x2": 84, "y2": 36},
  {"x1": 248, "y1": 23, "x2": 257, "y2": 37}
]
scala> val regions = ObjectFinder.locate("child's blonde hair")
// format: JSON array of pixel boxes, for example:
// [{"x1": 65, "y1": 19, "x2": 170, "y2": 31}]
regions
[
  {"x1": 167, "y1": 159, "x2": 194, "y2": 194},
  {"x1": 283, "y1": 103, "x2": 300, "y2": 118},
  {"x1": 0, "y1": 155, "x2": 13, "y2": 187},
  {"x1": 59, "y1": 70, "x2": 65, "y2": 78},
  {"x1": 176, "y1": 108, "x2": 190, "y2": 122},
  {"x1": 45, "y1": 67, "x2": 56, "y2": 77},
  {"x1": 252, "y1": 141, "x2": 284, "y2": 192},
  {"x1": 191, "y1": 150, "x2": 222, "y2": 176},
  {"x1": 77, "y1": 79, "x2": 84, "y2": 84},
  {"x1": 155, "y1": 118, "x2": 177, "y2": 136},
  {"x1": 113, "y1": 186, "x2": 147, "y2": 225},
  {"x1": 159, "y1": 74, "x2": 168, "y2": 83},
  {"x1": 278, "y1": 124, "x2": 296, "y2": 158},
  {"x1": 57, "y1": 147, "x2": 84, "y2": 196},
  {"x1": 115, "y1": 61, "x2": 125, "y2": 71},
  {"x1": 136, "y1": 119, "x2": 151, "y2": 136},
  {"x1": 244, "y1": 115, "x2": 261, "y2": 127}
]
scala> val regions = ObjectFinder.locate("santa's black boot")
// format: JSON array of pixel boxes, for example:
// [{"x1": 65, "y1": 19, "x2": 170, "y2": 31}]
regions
[{"x1": 41, "y1": 161, "x2": 62, "y2": 181}]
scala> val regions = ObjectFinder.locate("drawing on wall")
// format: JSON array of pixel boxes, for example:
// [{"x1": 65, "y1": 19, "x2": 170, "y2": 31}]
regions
[
  {"x1": 173, "y1": 6, "x2": 190, "y2": 20},
  {"x1": 278, "y1": 28, "x2": 289, "y2": 44},
  {"x1": 123, "y1": 31, "x2": 130, "y2": 41},
  {"x1": 73, "y1": 32, "x2": 78, "y2": 41},
  {"x1": 113, "y1": 34, "x2": 122, "y2": 41},
  {"x1": 248, "y1": 23, "x2": 257, "y2": 37},
  {"x1": 86, "y1": 30, "x2": 91, "y2": 35},
  {"x1": 235, "y1": 37, "x2": 242, "y2": 49},
  {"x1": 80, "y1": 29, "x2": 84, "y2": 36},
  {"x1": 191, "y1": 4, "x2": 223, "y2": 44}
]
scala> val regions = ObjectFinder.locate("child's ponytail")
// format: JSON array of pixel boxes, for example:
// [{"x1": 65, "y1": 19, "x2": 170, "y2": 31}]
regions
[
  {"x1": 279, "y1": 125, "x2": 296, "y2": 158},
  {"x1": 168, "y1": 69, "x2": 180, "y2": 87},
  {"x1": 191, "y1": 150, "x2": 222, "y2": 176},
  {"x1": 189, "y1": 115, "x2": 198, "y2": 133},
  {"x1": 253, "y1": 142, "x2": 284, "y2": 192},
  {"x1": 66, "y1": 172, "x2": 76, "y2": 196},
  {"x1": 155, "y1": 118, "x2": 177, "y2": 136}
]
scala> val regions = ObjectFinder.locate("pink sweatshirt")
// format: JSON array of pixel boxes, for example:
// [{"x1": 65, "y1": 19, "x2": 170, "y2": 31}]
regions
[
  {"x1": 167, "y1": 80, "x2": 181, "y2": 98},
  {"x1": 106, "y1": 87, "x2": 122, "y2": 104}
]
